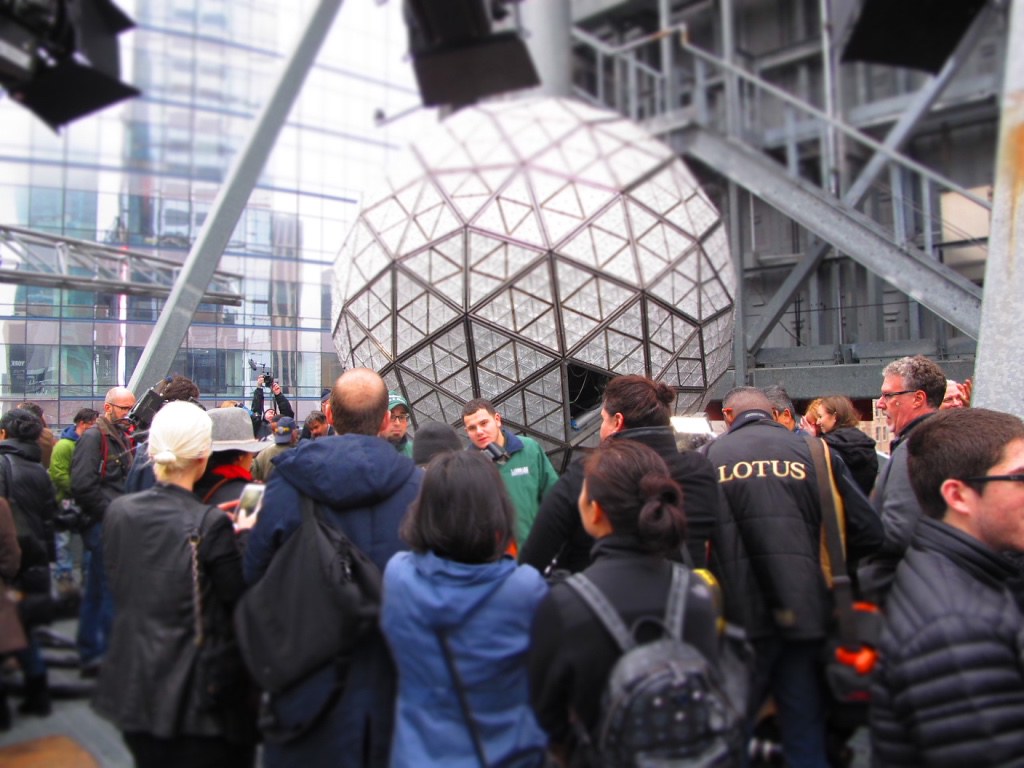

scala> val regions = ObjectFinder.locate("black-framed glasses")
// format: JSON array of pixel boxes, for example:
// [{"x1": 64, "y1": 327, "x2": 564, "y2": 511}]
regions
[
  {"x1": 962, "y1": 474, "x2": 1024, "y2": 485},
  {"x1": 878, "y1": 389, "x2": 917, "y2": 401},
  {"x1": 391, "y1": 413, "x2": 410, "y2": 422},
  {"x1": 107, "y1": 402, "x2": 133, "y2": 411}
]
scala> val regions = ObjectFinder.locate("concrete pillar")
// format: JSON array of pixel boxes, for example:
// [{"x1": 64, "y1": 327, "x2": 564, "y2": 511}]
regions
[
  {"x1": 974, "y1": 0, "x2": 1024, "y2": 415},
  {"x1": 519, "y1": 0, "x2": 572, "y2": 98}
]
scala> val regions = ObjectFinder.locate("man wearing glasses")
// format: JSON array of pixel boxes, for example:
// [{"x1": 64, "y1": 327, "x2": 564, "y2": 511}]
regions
[
  {"x1": 860, "y1": 355, "x2": 946, "y2": 603},
  {"x1": 871, "y1": 408, "x2": 1024, "y2": 765},
  {"x1": 383, "y1": 391, "x2": 414, "y2": 458},
  {"x1": 70, "y1": 386, "x2": 137, "y2": 677}
]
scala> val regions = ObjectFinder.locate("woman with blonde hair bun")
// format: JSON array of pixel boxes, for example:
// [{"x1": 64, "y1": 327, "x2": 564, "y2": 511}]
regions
[{"x1": 93, "y1": 400, "x2": 256, "y2": 768}]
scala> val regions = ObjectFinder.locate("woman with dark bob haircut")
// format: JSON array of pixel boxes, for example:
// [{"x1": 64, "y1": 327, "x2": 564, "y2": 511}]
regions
[
  {"x1": 528, "y1": 439, "x2": 721, "y2": 764},
  {"x1": 381, "y1": 450, "x2": 548, "y2": 767}
]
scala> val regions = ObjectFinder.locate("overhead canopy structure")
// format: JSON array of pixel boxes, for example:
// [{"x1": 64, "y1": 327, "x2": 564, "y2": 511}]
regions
[{"x1": 0, "y1": 224, "x2": 242, "y2": 306}]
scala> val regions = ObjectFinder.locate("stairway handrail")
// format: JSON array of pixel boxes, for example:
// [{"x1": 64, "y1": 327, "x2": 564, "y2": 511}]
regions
[{"x1": 570, "y1": 25, "x2": 992, "y2": 212}]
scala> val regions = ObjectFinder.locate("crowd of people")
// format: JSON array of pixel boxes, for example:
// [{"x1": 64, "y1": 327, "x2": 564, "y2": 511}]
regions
[{"x1": 0, "y1": 358, "x2": 1020, "y2": 768}]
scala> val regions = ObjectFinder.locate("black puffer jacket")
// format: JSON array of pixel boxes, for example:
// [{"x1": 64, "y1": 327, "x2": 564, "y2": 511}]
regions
[
  {"x1": 706, "y1": 411, "x2": 883, "y2": 640},
  {"x1": 870, "y1": 518, "x2": 1024, "y2": 767},
  {"x1": 0, "y1": 438, "x2": 58, "y2": 568},
  {"x1": 822, "y1": 426, "x2": 879, "y2": 496},
  {"x1": 518, "y1": 426, "x2": 724, "y2": 573},
  {"x1": 70, "y1": 417, "x2": 134, "y2": 526}
]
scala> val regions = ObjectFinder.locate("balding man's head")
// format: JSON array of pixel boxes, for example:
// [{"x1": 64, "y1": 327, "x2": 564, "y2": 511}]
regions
[
  {"x1": 722, "y1": 386, "x2": 773, "y2": 426},
  {"x1": 327, "y1": 368, "x2": 389, "y2": 436},
  {"x1": 103, "y1": 386, "x2": 136, "y2": 422}
]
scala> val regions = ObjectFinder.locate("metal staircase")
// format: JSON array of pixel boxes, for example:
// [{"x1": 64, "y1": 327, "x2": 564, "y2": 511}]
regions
[{"x1": 567, "y1": 5, "x2": 999, "y2": 393}]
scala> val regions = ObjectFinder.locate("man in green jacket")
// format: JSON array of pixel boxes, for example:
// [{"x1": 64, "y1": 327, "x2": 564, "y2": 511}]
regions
[
  {"x1": 462, "y1": 398, "x2": 558, "y2": 543},
  {"x1": 48, "y1": 407, "x2": 98, "y2": 589}
]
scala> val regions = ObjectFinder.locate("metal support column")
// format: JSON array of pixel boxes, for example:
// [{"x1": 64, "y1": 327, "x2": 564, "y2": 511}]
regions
[
  {"x1": 521, "y1": 0, "x2": 572, "y2": 97},
  {"x1": 974, "y1": 0, "x2": 1024, "y2": 414},
  {"x1": 129, "y1": 0, "x2": 345, "y2": 393}
]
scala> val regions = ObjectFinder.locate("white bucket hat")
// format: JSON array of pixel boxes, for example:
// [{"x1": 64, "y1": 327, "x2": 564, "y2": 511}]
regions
[{"x1": 208, "y1": 407, "x2": 265, "y2": 453}]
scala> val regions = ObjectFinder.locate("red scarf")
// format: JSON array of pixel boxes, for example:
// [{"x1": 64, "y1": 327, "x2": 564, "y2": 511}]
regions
[{"x1": 212, "y1": 464, "x2": 253, "y2": 482}]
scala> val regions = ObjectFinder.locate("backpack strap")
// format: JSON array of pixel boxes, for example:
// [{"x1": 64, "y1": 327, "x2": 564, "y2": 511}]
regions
[
  {"x1": 664, "y1": 563, "x2": 690, "y2": 642},
  {"x1": 201, "y1": 477, "x2": 234, "y2": 504},
  {"x1": 565, "y1": 573, "x2": 636, "y2": 653}
]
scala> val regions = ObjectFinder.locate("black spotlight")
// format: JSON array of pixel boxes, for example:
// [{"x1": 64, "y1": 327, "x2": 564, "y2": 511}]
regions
[
  {"x1": 841, "y1": 0, "x2": 988, "y2": 74},
  {"x1": 0, "y1": 0, "x2": 140, "y2": 130},
  {"x1": 403, "y1": 0, "x2": 539, "y2": 108}
]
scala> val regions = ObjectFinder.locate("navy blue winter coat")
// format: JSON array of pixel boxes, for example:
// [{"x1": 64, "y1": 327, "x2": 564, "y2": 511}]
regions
[
  {"x1": 244, "y1": 433, "x2": 421, "y2": 768},
  {"x1": 382, "y1": 551, "x2": 548, "y2": 767}
]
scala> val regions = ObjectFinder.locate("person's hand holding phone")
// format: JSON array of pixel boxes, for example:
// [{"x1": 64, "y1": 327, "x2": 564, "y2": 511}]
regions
[{"x1": 232, "y1": 483, "x2": 265, "y2": 532}]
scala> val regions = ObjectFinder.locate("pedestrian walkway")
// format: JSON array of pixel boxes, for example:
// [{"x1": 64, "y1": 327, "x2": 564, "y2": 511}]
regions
[{"x1": 0, "y1": 620, "x2": 132, "y2": 768}]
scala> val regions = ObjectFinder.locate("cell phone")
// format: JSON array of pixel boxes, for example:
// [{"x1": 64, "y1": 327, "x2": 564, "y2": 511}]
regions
[{"x1": 237, "y1": 483, "x2": 265, "y2": 519}]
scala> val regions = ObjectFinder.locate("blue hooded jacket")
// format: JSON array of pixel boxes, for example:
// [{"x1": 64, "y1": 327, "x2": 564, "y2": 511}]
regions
[
  {"x1": 382, "y1": 551, "x2": 548, "y2": 767},
  {"x1": 244, "y1": 433, "x2": 421, "y2": 768}
]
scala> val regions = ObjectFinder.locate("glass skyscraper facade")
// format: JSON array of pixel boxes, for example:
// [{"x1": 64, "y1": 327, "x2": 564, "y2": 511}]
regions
[{"x1": 0, "y1": 0, "x2": 434, "y2": 426}]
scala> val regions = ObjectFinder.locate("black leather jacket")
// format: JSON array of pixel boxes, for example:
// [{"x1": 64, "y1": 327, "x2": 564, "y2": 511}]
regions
[
  {"x1": 94, "y1": 483, "x2": 251, "y2": 742},
  {"x1": 871, "y1": 518, "x2": 1024, "y2": 766},
  {"x1": 706, "y1": 411, "x2": 883, "y2": 640}
]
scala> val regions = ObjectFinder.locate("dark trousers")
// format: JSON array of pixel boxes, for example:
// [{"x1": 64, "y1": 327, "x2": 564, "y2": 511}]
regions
[
  {"x1": 751, "y1": 637, "x2": 829, "y2": 768},
  {"x1": 123, "y1": 731, "x2": 254, "y2": 768},
  {"x1": 76, "y1": 522, "x2": 114, "y2": 665}
]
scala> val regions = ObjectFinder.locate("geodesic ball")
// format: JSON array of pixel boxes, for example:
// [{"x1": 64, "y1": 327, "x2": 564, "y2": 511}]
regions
[{"x1": 332, "y1": 96, "x2": 734, "y2": 466}]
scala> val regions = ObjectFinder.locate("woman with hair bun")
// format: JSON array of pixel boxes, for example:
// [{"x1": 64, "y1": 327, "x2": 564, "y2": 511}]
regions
[
  {"x1": 528, "y1": 439, "x2": 721, "y2": 764},
  {"x1": 519, "y1": 374, "x2": 721, "y2": 574},
  {"x1": 93, "y1": 401, "x2": 255, "y2": 768}
]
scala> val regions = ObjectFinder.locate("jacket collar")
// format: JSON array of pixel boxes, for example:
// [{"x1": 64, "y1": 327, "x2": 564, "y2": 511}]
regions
[
  {"x1": 914, "y1": 517, "x2": 1020, "y2": 588},
  {"x1": 890, "y1": 411, "x2": 936, "y2": 450},
  {"x1": 611, "y1": 425, "x2": 677, "y2": 448},
  {"x1": 590, "y1": 532, "x2": 663, "y2": 562},
  {"x1": 727, "y1": 409, "x2": 779, "y2": 434},
  {"x1": 501, "y1": 428, "x2": 524, "y2": 455}
]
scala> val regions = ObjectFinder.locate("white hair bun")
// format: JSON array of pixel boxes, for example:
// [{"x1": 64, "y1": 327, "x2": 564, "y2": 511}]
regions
[{"x1": 153, "y1": 450, "x2": 178, "y2": 465}]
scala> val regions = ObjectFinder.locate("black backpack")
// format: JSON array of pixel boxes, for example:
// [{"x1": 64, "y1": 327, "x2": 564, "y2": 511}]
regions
[{"x1": 565, "y1": 565, "x2": 746, "y2": 768}]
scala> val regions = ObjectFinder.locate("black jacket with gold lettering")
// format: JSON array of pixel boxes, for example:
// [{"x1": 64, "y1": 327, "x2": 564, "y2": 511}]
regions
[{"x1": 706, "y1": 410, "x2": 883, "y2": 640}]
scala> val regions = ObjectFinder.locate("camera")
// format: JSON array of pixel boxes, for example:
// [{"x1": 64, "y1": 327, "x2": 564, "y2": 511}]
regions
[
  {"x1": 261, "y1": 372, "x2": 274, "y2": 388},
  {"x1": 53, "y1": 498, "x2": 89, "y2": 533}
]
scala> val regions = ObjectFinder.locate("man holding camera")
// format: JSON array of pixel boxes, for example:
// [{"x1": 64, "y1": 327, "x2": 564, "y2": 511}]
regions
[
  {"x1": 462, "y1": 398, "x2": 558, "y2": 543},
  {"x1": 251, "y1": 374, "x2": 294, "y2": 440},
  {"x1": 71, "y1": 386, "x2": 136, "y2": 677}
]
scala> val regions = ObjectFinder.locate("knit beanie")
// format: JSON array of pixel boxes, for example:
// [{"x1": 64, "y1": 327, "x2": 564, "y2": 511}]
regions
[{"x1": 411, "y1": 421, "x2": 464, "y2": 466}]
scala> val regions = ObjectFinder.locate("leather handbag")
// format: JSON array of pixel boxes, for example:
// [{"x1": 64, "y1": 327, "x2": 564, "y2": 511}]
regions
[{"x1": 186, "y1": 506, "x2": 250, "y2": 712}]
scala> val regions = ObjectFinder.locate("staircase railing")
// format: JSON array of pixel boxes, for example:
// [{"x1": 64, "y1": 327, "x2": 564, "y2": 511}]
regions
[{"x1": 570, "y1": 24, "x2": 990, "y2": 265}]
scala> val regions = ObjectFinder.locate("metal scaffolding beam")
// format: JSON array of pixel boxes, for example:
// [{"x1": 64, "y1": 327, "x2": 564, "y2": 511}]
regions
[
  {"x1": 676, "y1": 124, "x2": 983, "y2": 338},
  {"x1": 0, "y1": 224, "x2": 242, "y2": 305}
]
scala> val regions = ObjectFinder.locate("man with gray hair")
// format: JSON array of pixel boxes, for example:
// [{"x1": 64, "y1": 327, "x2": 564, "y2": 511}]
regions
[
  {"x1": 762, "y1": 384, "x2": 799, "y2": 432},
  {"x1": 859, "y1": 355, "x2": 946, "y2": 602}
]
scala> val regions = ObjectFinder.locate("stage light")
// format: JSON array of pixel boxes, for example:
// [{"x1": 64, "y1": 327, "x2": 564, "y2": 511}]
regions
[
  {"x1": 402, "y1": 0, "x2": 538, "y2": 107},
  {"x1": 0, "y1": 0, "x2": 140, "y2": 130}
]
